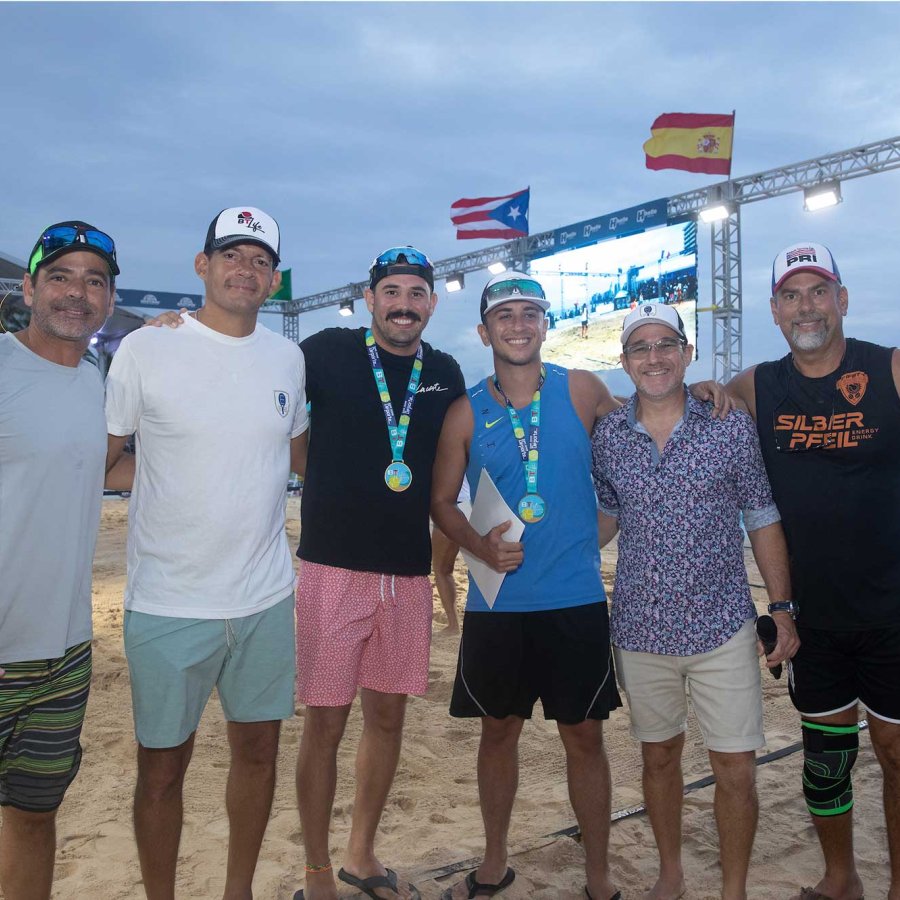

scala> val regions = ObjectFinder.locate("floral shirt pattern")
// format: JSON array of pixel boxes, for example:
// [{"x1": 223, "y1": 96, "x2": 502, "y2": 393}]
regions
[{"x1": 591, "y1": 391, "x2": 779, "y2": 656}]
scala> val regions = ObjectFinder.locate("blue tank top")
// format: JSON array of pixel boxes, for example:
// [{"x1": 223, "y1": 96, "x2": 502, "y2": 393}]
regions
[{"x1": 465, "y1": 363, "x2": 605, "y2": 612}]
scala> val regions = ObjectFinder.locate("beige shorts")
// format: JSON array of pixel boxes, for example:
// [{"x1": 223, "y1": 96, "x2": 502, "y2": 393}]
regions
[{"x1": 614, "y1": 618, "x2": 764, "y2": 753}]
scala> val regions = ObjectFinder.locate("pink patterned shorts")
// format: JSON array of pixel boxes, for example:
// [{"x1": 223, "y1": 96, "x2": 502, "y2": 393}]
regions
[{"x1": 295, "y1": 561, "x2": 433, "y2": 706}]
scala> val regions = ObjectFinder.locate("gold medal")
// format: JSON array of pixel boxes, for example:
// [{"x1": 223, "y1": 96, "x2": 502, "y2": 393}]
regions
[{"x1": 385, "y1": 461, "x2": 413, "y2": 492}]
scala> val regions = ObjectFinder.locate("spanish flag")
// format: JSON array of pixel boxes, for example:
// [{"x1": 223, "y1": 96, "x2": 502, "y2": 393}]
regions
[{"x1": 643, "y1": 112, "x2": 735, "y2": 175}]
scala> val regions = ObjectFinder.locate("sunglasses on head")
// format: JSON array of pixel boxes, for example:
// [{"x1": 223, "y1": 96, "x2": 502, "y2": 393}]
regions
[
  {"x1": 29, "y1": 224, "x2": 118, "y2": 276},
  {"x1": 370, "y1": 246, "x2": 433, "y2": 272}
]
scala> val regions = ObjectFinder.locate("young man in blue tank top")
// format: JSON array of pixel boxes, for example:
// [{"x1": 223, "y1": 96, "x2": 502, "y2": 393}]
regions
[
  {"x1": 724, "y1": 244, "x2": 900, "y2": 900},
  {"x1": 431, "y1": 273, "x2": 624, "y2": 900}
]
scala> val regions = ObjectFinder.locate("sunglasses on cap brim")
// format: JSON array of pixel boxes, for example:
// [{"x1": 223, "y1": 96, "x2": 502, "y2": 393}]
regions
[
  {"x1": 483, "y1": 278, "x2": 546, "y2": 302},
  {"x1": 29, "y1": 224, "x2": 119, "y2": 276}
]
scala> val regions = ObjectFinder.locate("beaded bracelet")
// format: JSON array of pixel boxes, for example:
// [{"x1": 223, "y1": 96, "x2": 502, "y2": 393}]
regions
[{"x1": 304, "y1": 862, "x2": 332, "y2": 874}]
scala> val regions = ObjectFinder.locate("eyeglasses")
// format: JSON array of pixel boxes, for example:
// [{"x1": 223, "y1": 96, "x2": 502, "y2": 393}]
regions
[
  {"x1": 370, "y1": 246, "x2": 433, "y2": 272},
  {"x1": 482, "y1": 278, "x2": 546, "y2": 302},
  {"x1": 622, "y1": 337, "x2": 686, "y2": 358},
  {"x1": 29, "y1": 224, "x2": 118, "y2": 276}
]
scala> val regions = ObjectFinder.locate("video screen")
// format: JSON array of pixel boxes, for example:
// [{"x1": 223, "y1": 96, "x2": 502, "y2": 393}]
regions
[{"x1": 530, "y1": 220, "x2": 699, "y2": 371}]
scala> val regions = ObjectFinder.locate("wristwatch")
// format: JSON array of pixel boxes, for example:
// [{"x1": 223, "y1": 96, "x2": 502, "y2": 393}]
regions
[{"x1": 768, "y1": 600, "x2": 797, "y2": 619}]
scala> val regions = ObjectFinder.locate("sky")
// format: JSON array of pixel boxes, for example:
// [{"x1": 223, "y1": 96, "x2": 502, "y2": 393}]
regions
[{"x1": 3, "y1": 1, "x2": 900, "y2": 391}]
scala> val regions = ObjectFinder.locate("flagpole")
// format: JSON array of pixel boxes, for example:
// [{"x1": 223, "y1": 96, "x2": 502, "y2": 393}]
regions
[{"x1": 728, "y1": 109, "x2": 736, "y2": 180}]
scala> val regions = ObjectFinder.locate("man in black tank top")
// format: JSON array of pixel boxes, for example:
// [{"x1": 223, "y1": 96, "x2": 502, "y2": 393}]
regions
[{"x1": 725, "y1": 243, "x2": 900, "y2": 900}]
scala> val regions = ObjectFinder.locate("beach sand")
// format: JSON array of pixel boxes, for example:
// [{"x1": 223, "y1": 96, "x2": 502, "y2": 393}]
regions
[{"x1": 46, "y1": 498, "x2": 892, "y2": 899}]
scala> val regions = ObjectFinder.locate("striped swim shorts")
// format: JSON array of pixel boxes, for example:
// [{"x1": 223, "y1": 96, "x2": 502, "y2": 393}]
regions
[{"x1": 0, "y1": 641, "x2": 92, "y2": 812}]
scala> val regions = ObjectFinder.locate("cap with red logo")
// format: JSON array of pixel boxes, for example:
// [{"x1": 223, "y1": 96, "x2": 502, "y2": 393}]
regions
[
  {"x1": 771, "y1": 242, "x2": 840, "y2": 294},
  {"x1": 204, "y1": 207, "x2": 280, "y2": 265}
]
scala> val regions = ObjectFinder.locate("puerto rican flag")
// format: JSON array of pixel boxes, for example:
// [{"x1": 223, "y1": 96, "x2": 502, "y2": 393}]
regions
[{"x1": 450, "y1": 187, "x2": 529, "y2": 240}]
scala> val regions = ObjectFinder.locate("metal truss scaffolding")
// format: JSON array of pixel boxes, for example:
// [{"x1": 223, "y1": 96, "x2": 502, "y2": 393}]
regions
[
  {"x1": 5, "y1": 136, "x2": 900, "y2": 381},
  {"x1": 711, "y1": 209, "x2": 742, "y2": 383}
]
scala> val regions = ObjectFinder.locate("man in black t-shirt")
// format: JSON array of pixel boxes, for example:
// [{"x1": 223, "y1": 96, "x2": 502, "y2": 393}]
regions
[
  {"x1": 292, "y1": 247, "x2": 464, "y2": 900},
  {"x1": 726, "y1": 243, "x2": 900, "y2": 900}
]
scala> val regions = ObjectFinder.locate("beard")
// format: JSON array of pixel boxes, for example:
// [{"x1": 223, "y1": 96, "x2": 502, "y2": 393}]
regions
[
  {"x1": 31, "y1": 301, "x2": 103, "y2": 344},
  {"x1": 790, "y1": 320, "x2": 828, "y2": 351}
]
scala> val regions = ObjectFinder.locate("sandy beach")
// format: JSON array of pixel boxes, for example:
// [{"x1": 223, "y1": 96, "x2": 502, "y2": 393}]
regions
[{"x1": 46, "y1": 498, "x2": 892, "y2": 899}]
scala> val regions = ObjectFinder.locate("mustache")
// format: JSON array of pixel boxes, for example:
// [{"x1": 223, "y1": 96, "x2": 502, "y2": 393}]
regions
[
  {"x1": 387, "y1": 310, "x2": 421, "y2": 323},
  {"x1": 53, "y1": 300, "x2": 94, "y2": 314}
]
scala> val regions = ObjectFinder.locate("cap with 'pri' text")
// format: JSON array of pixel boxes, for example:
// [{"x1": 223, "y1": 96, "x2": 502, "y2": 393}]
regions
[{"x1": 771, "y1": 242, "x2": 840, "y2": 294}]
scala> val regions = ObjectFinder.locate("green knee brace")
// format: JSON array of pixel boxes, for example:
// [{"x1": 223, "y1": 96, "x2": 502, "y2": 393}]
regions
[{"x1": 801, "y1": 721, "x2": 859, "y2": 817}]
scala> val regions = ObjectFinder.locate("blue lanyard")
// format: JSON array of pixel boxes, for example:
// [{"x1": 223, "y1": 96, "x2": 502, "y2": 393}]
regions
[
  {"x1": 492, "y1": 366, "x2": 546, "y2": 498},
  {"x1": 365, "y1": 329, "x2": 423, "y2": 464}
]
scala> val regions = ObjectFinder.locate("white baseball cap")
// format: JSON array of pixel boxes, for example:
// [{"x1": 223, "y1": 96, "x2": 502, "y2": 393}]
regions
[
  {"x1": 204, "y1": 207, "x2": 280, "y2": 264},
  {"x1": 771, "y1": 242, "x2": 840, "y2": 294},
  {"x1": 621, "y1": 302, "x2": 687, "y2": 345}
]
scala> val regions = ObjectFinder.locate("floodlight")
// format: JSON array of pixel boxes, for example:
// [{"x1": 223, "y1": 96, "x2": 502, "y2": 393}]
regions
[
  {"x1": 487, "y1": 261, "x2": 507, "y2": 275},
  {"x1": 803, "y1": 181, "x2": 842, "y2": 212},
  {"x1": 445, "y1": 273, "x2": 465, "y2": 293},
  {"x1": 338, "y1": 299, "x2": 354, "y2": 317},
  {"x1": 698, "y1": 203, "x2": 733, "y2": 224}
]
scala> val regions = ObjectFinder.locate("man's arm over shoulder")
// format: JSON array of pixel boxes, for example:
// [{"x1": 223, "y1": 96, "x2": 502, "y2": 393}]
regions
[
  {"x1": 725, "y1": 365, "x2": 758, "y2": 420},
  {"x1": 568, "y1": 368, "x2": 621, "y2": 434}
]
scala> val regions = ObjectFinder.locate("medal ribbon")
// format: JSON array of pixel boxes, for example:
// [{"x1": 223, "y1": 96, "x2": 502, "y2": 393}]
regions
[
  {"x1": 493, "y1": 366, "x2": 545, "y2": 499},
  {"x1": 365, "y1": 329, "x2": 423, "y2": 464}
]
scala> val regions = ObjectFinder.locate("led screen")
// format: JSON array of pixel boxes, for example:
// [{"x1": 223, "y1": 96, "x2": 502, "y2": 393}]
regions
[{"x1": 530, "y1": 220, "x2": 698, "y2": 371}]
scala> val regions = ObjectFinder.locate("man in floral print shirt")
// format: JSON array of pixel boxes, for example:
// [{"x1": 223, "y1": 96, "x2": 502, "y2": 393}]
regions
[{"x1": 591, "y1": 302, "x2": 799, "y2": 900}]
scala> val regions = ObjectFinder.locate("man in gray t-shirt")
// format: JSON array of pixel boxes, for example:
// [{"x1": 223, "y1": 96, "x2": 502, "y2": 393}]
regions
[{"x1": 0, "y1": 221, "x2": 118, "y2": 900}]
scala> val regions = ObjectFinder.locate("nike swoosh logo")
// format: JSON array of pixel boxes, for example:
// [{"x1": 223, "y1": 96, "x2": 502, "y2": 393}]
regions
[{"x1": 485, "y1": 418, "x2": 504, "y2": 429}]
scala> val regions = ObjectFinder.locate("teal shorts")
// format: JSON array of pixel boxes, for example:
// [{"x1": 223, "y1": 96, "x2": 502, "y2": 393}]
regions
[{"x1": 124, "y1": 595, "x2": 295, "y2": 749}]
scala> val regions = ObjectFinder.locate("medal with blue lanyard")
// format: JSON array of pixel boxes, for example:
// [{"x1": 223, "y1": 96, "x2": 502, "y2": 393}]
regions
[
  {"x1": 366, "y1": 329, "x2": 422, "y2": 492},
  {"x1": 493, "y1": 366, "x2": 547, "y2": 523}
]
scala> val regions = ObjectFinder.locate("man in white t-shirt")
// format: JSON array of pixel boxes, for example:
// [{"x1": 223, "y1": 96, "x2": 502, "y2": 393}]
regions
[
  {"x1": 0, "y1": 221, "x2": 119, "y2": 900},
  {"x1": 105, "y1": 207, "x2": 309, "y2": 899}
]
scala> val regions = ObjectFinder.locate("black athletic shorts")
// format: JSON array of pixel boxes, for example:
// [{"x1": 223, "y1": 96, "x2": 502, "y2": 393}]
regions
[
  {"x1": 449, "y1": 602, "x2": 622, "y2": 724},
  {"x1": 787, "y1": 623, "x2": 900, "y2": 723}
]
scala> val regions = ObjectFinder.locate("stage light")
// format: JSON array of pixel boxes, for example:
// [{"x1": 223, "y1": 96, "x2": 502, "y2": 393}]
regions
[
  {"x1": 487, "y1": 262, "x2": 507, "y2": 275},
  {"x1": 445, "y1": 273, "x2": 465, "y2": 293},
  {"x1": 804, "y1": 181, "x2": 842, "y2": 212},
  {"x1": 338, "y1": 299, "x2": 354, "y2": 317},
  {"x1": 699, "y1": 203, "x2": 733, "y2": 224}
]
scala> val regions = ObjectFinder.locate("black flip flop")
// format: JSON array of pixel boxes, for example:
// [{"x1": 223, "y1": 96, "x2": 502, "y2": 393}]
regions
[
  {"x1": 585, "y1": 889, "x2": 622, "y2": 900},
  {"x1": 338, "y1": 866, "x2": 421, "y2": 900},
  {"x1": 440, "y1": 866, "x2": 515, "y2": 899}
]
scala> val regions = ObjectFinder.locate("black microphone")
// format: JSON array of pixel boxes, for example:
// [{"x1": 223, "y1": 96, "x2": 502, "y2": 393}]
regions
[{"x1": 756, "y1": 614, "x2": 782, "y2": 679}]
